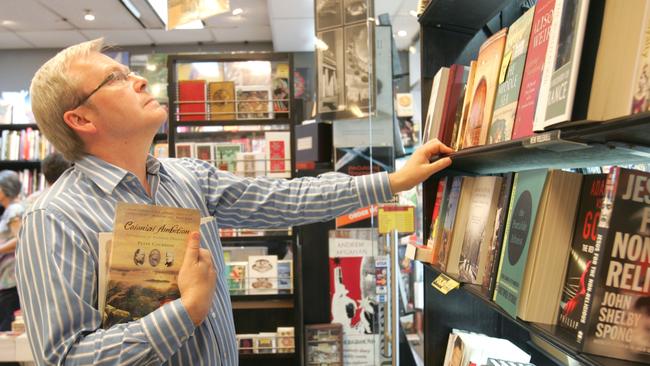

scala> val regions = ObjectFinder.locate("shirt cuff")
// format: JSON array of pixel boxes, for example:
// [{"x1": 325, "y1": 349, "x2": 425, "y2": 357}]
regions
[
  {"x1": 353, "y1": 172, "x2": 393, "y2": 207},
  {"x1": 140, "y1": 298, "x2": 196, "y2": 362}
]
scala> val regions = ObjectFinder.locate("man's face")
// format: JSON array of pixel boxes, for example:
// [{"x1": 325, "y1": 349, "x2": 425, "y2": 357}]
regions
[{"x1": 68, "y1": 52, "x2": 167, "y2": 144}]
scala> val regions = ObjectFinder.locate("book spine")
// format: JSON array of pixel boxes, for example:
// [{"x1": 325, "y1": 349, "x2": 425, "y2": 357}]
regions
[{"x1": 576, "y1": 167, "x2": 619, "y2": 345}]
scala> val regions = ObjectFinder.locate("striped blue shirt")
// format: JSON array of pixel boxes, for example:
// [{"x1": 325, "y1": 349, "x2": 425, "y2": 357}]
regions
[{"x1": 15, "y1": 155, "x2": 392, "y2": 365}]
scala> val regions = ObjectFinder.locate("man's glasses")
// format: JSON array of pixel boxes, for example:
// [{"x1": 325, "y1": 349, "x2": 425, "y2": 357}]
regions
[{"x1": 73, "y1": 70, "x2": 136, "y2": 109}]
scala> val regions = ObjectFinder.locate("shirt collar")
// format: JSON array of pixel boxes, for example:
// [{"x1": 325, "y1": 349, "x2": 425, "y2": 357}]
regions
[{"x1": 74, "y1": 154, "x2": 165, "y2": 195}]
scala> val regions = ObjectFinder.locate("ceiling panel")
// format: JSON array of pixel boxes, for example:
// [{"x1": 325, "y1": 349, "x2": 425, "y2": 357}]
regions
[
  {"x1": 271, "y1": 18, "x2": 314, "y2": 52},
  {"x1": 36, "y1": 0, "x2": 142, "y2": 30},
  {"x1": 0, "y1": 0, "x2": 73, "y2": 31},
  {"x1": 0, "y1": 32, "x2": 33, "y2": 49},
  {"x1": 267, "y1": 0, "x2": 313, "y2": 19},
  {"x1": 146, "y1": 29, "x2": 215, "y2": 45},
  {"x1": 210, "y1": 25, "x2": 272, "y2": 43},
  {"x1": 81, "y1": 30, "x2": 153, "y2": 46},
  {"x1": 17, "y1": 30, "x2": 87, "y2": 48}
]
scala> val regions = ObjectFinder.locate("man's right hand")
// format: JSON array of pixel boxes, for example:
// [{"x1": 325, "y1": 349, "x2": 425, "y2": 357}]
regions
[{"x1": 178, "y1": 232, "x2": 217, "y2": 326}]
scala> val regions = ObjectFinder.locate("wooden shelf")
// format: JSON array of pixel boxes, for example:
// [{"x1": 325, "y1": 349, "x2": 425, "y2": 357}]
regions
[
  {"x1": 419, "y1": 0, "x2": 513, "y2": 33},
  {"x1": 0, "y1": 160, "x2": 41, "y2": 169},
  {"x1": 0, "y1": 123, "x2": 38, "y2": 130},
  {"x1": 446, "y1": 112, "x2": 650, "y2": 175},
  {"x1": 231, "y1": 294, "x2": 294, "y2": 310},
  {"x1": 425, "y1": 265, "x2": 647, "y2": 366},
  {"x1": 174, "y1": 119, "x2": 292, "y2": 127}
]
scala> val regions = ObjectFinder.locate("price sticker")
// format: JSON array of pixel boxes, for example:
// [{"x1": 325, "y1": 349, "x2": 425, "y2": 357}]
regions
[
  {"x1": 378, "y1": 205, "x2": 415, "y2": 234},
  {"x1": 431, "y1": 273, "x2": 460, "y2": 295}
]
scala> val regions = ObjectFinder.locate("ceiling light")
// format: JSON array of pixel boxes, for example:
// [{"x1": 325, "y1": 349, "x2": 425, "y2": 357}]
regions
[
  {"x1": 409, "y1": 10, "x2": 418, "y2": 17},
  {"x1": 232, "y1": 8, "x2": 243, "y2": 16},
  {"x1": 84, "y1": 10, "x2": 95, "y2": 22},
  {"x1": 120, "y1": 0, "x2": 141, "y2": 18},
  {"x1": 397, "y1": 30, "x2": 407, "y2": 37},
  {"x1": 409, "y1": 46, "x2": 416, "y2": 54},
  {"x1": 1, "y1": 20, "x2": 16, "y2": 27},
  {"x1": 175, "y1": 19, "x2": 204, "y2": 29},
  {"x1": 146, "y1": 63, "x2": 157, "y2": 71}
]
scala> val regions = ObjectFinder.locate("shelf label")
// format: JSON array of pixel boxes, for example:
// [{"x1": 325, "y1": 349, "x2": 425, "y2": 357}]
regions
[
  {"x1": 431, "y1": 273, "x2": 460, "y2": 295},
  {"x1": 378, "y1": 205, "x2": 415, "y2": 234}
]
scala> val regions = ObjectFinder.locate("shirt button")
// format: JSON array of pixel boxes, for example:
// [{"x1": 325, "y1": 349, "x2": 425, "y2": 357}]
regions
[{"x1": 211, "y1": 312, "x2": 217, "y2": 319}]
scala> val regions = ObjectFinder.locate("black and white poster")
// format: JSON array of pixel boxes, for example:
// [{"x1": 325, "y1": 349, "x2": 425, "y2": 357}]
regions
[
  {"x1": 344, "y1": 23, "x2": 371, "y2": 114},
  {"x1": 344, "y1": 0, "x2": 367, "y2": 24},
  {"x1": 317, "y1": 28, "x2": 345, "y2": 113},
  {"x1": 316, "y1": 0, "x2": 342, "y2": 31}
]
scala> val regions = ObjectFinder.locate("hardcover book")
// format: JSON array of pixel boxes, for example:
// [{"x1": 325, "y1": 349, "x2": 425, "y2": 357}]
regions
[
  {"x1": 512, "y1": 0, "x2": 556, "y2": 139},
  {"x1": 428, "y1": 177, "x2": 452, "y2": 265},
  {"x1": 207, "y1": 81, "x2": 235, "y2": 120},
  {"x1": 453, "y1": 61, "x2": 477, "y2": 150},
  {"x1": 177, "y1": 80, "x2": 206, "y2": 121},
  {"x1": 103, "y1": 203, "x2": 200, "y2": 328},
  {"x1": 437, "y1": 176, "x2": 463, "y2": 269},
  {"x1": 576, "y1": 168, "x2": 650, "y2": 362},
  {"x1": 445, "y1": 177, "x2": 476, "y2": 276},
  {"x1": 422, "y1": 67, "x2": 450, "y2": 143},
  {"x1": 489, "y1": 6, "x2": 535, "y2": 144},
  {"x1": 462, "y1": 28, "x2": 508, "y2": 148},
  {"x1": 558, "y1": 174, "x2": 606, "y2": 333},
  {"x1": 440, "y1": 65, "x2": 470, "y2": 146}
]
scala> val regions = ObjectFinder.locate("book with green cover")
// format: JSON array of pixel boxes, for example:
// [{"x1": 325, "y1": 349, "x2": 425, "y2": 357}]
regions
[{"x1": 494, "y1": 169, "x2": 548, "y2": 317}]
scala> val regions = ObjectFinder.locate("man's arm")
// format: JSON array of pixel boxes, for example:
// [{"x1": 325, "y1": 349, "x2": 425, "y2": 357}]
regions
[
  {"x1": 16, "y1": 210, "x2": 197, "y2": 365},
  {"x1": 198, "y1": 139, "x2": 452, "y2": 228}
]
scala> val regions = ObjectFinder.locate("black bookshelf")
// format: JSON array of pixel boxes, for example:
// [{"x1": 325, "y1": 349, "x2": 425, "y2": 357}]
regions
[
  {"x1": 0, "y1": 123, "x2": 38, "y2": 130},
  {"x1": 418, "y1": 0, "x2": 650, "y2": 365},
  {"x1": 0, "y1": 161, "x2": 41, "y2": 169}
]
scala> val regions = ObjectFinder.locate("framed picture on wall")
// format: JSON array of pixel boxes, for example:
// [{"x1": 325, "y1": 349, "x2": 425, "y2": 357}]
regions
[{"x1": 315, "y1": 0, "x2": 342, "y2": 31}]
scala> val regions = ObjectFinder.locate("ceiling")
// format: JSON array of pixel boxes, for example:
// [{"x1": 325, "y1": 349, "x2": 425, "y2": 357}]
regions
[{"x1": 0, "y1": 0, "x2": 419, "y2": 51}]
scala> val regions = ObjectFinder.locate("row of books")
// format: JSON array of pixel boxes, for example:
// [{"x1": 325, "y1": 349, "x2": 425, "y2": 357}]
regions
[
  {"x1": 153, "y1": 131, "x2": 292, "y2": 178},
  {"x1": 236, "y1": 327, "x2": 295, "y2": 354},
  {"x1": 409, "y1": 166, "x2": 650, "y2": 362},
  {"x1": 424, "y1": 0, "x2": 650, "y2": 150},
  {"x1": 225, "y1": 257, "x2": 293, "y2": 295},
  {"x1": 442, "y1": 329, "x2": 531, "y2": 366},
  {"x1": 17, "y1": 169, "x2": 46, "y2": 197},
  {"x1": 0, "y1": 128, "x2": 53, "y2": 161},
  {"x1": 175, "y1": 77, "x2": 289, "y2": 122}
]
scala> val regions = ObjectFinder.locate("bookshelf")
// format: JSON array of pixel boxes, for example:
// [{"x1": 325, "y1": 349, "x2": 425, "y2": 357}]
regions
[
  {"x1": 165, "y1": 52, "x2": 302, "y2": 366},
  {"x1": 418, "y1": 0, "x2": 650, "y2": 365}
]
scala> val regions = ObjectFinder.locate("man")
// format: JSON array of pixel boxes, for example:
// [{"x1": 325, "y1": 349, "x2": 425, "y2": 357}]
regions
[{"x1": 17, "y1": 38, "x2": 452, "y2": 365}]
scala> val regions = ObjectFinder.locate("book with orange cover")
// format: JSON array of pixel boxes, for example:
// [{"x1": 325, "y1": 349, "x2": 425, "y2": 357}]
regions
[{"x1": 178, "y1": 80, "x2": 206, "y2": 121}]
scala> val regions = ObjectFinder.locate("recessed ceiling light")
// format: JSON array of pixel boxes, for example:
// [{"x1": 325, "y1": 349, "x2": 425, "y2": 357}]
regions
[
  {"x1": 409, "y1": 10, "x2": 418, "y2": 17},
  {"x1": 84, "y1": 10, "x2": 95, "y2": 21},
  {"x1": 409, "y1": 46, "x2": 416, "y2": 54},
  {"x1": 397, "y1": 30, "x2": 407, "y2": 37},
  {"x1": 232, "y1": 8, "x2": 243, "y2": 16},
  {"x1": 1, "y1": 20, "x2": 16, "y2": 27}
]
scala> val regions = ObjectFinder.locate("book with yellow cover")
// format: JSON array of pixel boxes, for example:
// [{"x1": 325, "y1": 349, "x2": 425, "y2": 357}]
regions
[
  {"x1": 208, "y1": 81, "x2": 236, "y2": 120},
  {"x1": 103, "y1": 202, "x2": 200, "y2": 328}
]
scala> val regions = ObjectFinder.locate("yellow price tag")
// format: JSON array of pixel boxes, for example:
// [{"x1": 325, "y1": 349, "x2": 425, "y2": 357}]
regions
[
  {"x1": 276, "y1": 64, "x2": 290, "y2": 78},
  {"x1": 498, "y1": 50, "x2": 512, "y2": 84},
  {"x1": 378, "y1": 206, "x2": 415, "y2": 234},
  {"x1": 431, "y1": 273, "x2": 460, "y2": 295}
]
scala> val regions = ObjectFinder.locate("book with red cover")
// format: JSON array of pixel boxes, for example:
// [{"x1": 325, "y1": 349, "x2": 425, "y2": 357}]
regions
[
  {"x1": 438, "y1": 64, "x2": 469, "y2": 146},
  {"x1": 512, "y1": 0, "x2": 555, "y2": 139},
  {"x1": 177, "y1": 80, "x2": 206, "y2": 121}
]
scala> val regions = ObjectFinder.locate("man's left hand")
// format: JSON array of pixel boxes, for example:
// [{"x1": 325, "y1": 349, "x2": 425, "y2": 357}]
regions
[{"x1": 388, "y1": 139, "x2": 453, "y2": 193}]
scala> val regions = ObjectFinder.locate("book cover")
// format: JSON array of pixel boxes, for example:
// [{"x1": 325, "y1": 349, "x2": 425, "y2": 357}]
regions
[
  {"x1": 462, "y1": 28, "x2": 508, "y2": 148},
  {"x1": 175, "y1": 142, "x2": 194, "y2": 158},
  {"x1": 278, "y1": 259, "x2": 293, "y2": 293},
  {"x1": 631, "y1": 3, "x2": 650, "y2": 115},
  {"x1": 422, "y1": 67, "x2": 450, "y2": 143},
  {"x1": 445, "y1": 177, "x2": 476, "y2": 276},
  {"x1": 194, "y1": 143, "x2": 214, "y2": 162},
  {"x1": 177, "y1": 80, "x2": 206, "y2": 121},
  {"x1": 207, "y1": 81, "x2": 235, "y2": 120},
  {"x1": 437, "y1": 176, "x2": 463, "y2": 270},
  {"x1": 458, "y1": 176, "x2": 503, "y2": 284},
  {"x1": 214, "y1": 143, "x2": 242, "y2": 173},
  {"x1": 489, "y1": 7, "x2": 535, "y2": 144},
  {"x1": 272, "y1": 75, "x2": 290, "y2": 116},
  {"x1": 237, "y1": 334, "x2": 255, "y2": 354},
  {"x1": 482, "y1": 173, "x2": 515, "y2": 297},
  {"x1": 513, "y1": 0, "x2": 556, "y2": 140},
  {"x1": 226, "y1": 261, "x2": 248, "y2": 295},
  {"x1": 256, "y1": 332, "x2": 276, "y2": 354},
  {"x1": 429, "y1": 177, "x2": 451, "y2": 265},
  {"x1": 235, "y1": 152, "x2": 265, "y2": 177},
  {"x1": 236, "y1": 86, "x2": 273, "y2": 120},
  {"x1": 248, "y1": 255, "x2": 278, "y2": 295},
  {"x1": 277, "y1": 326, "x2": 295, "y2": 353},
  {"x1": 494, "y1": 169, "x2": 548, "y2": 317},
  {"x1": 439, "y1": 65, "x2": 469, "y2": 146},
  {"x1": 103, "y1": 202, "x2": 200, "y2": 328},
  {"x1": 264, "y1": 131, "x2": 291, "y2": 178},
  {"x1": 328, "y1": 229, "x2": 379, "y2": 335},
  {"x1": 578, "y1": 168, "x2": 650, "y2": 362},
  {"x1": 558, "y1": 174, "x2": 607, "y2": 333}
]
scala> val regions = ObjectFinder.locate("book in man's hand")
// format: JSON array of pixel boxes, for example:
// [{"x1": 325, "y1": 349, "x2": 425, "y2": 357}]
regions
[{"x1": 99, "y1": 202, "x2": 200, "y2": 328}]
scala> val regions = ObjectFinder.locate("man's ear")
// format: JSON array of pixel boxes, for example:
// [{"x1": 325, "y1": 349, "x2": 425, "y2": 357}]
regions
[{"x1": 62, "y1": 109, "x2": 97, "y2": 134}]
